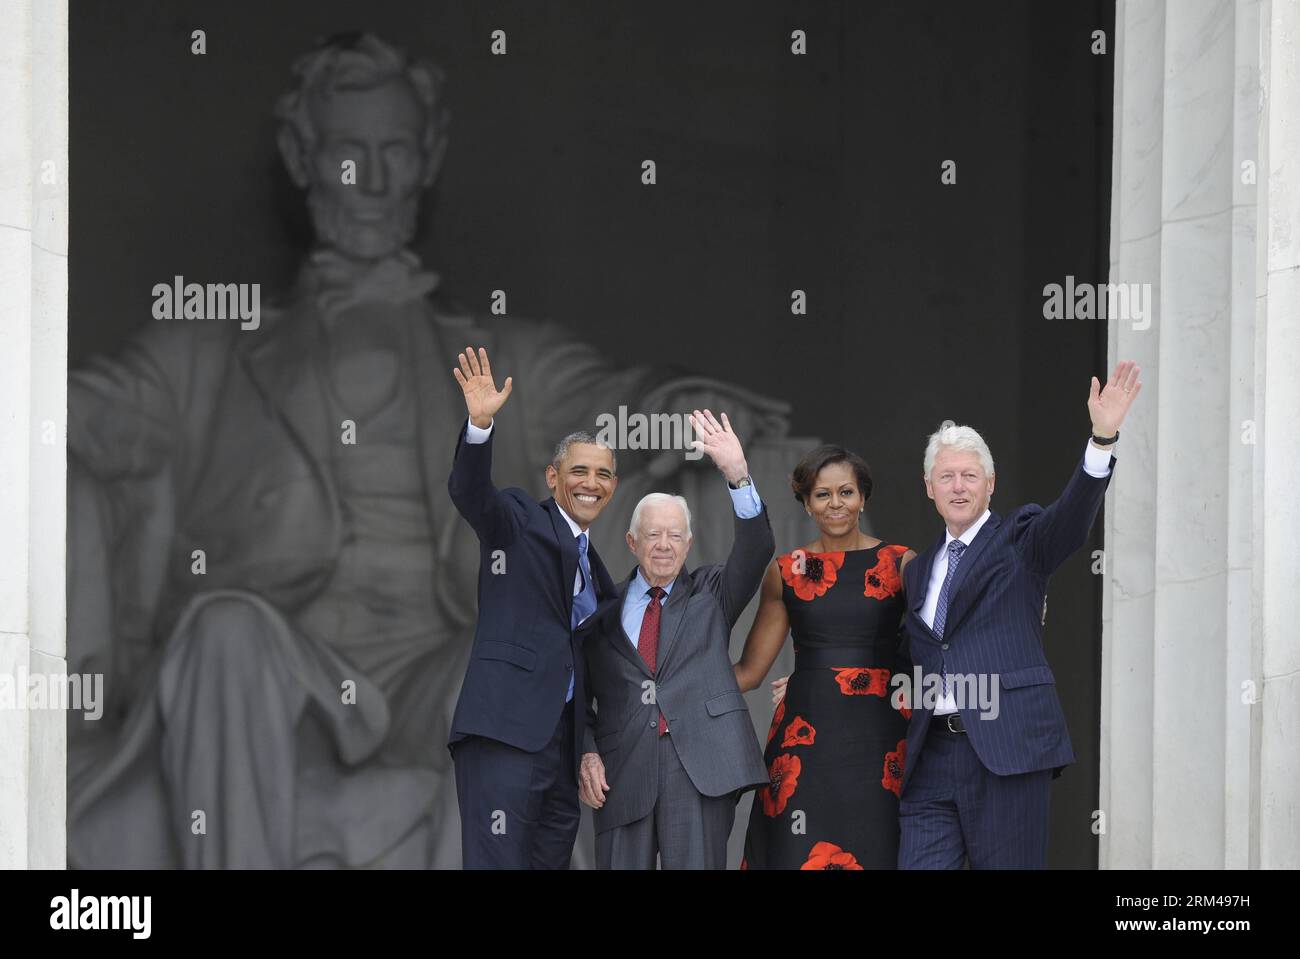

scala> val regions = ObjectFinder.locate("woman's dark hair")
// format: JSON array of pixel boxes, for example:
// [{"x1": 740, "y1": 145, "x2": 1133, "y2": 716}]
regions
[{"x1": 790, "y1": 445, "x2": 874, "y2": 505}]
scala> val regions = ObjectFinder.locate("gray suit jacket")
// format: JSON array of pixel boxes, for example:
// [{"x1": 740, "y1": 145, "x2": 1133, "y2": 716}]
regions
[{"x1": 580, "y1": 506, "x2": 775, "y2": 833}]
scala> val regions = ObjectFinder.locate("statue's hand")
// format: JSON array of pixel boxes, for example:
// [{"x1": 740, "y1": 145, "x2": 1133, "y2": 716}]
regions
[
  {"x1": 638, "y1": 380, "x2": 792, "y2": 478},
  {"x1": 648, "y1": 382, "x2": 792, "y2": 451},
  {"x1": 453, "y1": 346, "x2": 513, "y2": 429}
]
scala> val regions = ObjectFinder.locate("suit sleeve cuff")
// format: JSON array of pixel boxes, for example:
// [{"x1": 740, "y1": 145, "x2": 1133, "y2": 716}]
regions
[
  {"x1": 729, "y1": 481, "x2": 762, "y2": 519},
  {"x1": 1082, "y1": 440, "x2": 1113, "y2": 478},
  {"x1": 465, "y1": 418, "x2": 494, "y2": 444}
]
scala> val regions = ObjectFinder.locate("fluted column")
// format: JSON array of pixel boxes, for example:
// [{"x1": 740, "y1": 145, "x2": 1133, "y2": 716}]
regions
[
  {"x1": 1103, "y1": 0, "x2": 1299, "y2": 869},
  {"x1": 0, "y1": 0, "x2": 68, "y2": 868},
  {"x1": 1256, "y1": 0, "x2": 1300, "y2": 870}
]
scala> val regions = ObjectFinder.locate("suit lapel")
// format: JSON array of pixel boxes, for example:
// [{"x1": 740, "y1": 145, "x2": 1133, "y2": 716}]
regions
[
  {"x1": 606, "y1": 569, "x2": 652, "y2": 678},
  {"x1": 545, "y1": 499, "x2": 580, "y2": 622},
  {"x1": 906, "y1": 532, "x2": 944, "y2": 642},
  {"x1": 939, "y1": 511, "x2": 1002, "y2": 640},
  {"x1": 586, "y1": 541, "x2": 616, "y2": 601},
  {"x1": 909, "y1": 531, "x2": 944, "y2": 617}
]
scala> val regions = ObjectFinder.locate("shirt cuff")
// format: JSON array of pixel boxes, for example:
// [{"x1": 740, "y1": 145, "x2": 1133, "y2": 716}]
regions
[
  {"x1": 465, "y1": 418, "x2": 494, "y2": 444},
  {"x1": 729, "y1": 481, "x2": 762, "y2": 519},
  {"x1": 1082, "y1": 440, "x2": 1113, "y2": 478}
]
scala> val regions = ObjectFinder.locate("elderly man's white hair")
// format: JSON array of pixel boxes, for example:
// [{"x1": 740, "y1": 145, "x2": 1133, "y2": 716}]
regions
[
  {"x1": 628, "y1": 493, "x2": 693, "y2": 538},
  {"x1": 923, "y1": 420, "x2": 995, "y2": 478}
]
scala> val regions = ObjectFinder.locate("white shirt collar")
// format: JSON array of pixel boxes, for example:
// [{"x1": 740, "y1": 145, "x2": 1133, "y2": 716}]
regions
[
  {"x1": 944, "y1": 508, "x2": 992, "y2": 548},
  {"x1": 554, "y1": 502, "x2": 584, "y2": 538}
]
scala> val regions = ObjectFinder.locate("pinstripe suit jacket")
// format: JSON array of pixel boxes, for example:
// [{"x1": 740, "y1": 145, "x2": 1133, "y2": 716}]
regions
[{"x1": 899, "y1": 452, "x2": 1115, "y2": 793}]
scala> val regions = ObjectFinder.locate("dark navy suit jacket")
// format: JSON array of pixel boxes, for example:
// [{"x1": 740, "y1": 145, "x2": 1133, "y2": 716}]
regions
[
  {"x1": 446, "y1": 424, "x2": 616, "y2": 769},
  {"x1": 900, "y1": 452, "x2": 1116, "y2": 793}
]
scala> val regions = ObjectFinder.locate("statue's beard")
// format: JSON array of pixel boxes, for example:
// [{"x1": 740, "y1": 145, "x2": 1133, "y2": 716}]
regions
[{"x1": 305, "y1": 188, "x2": 420, "y2": 262}]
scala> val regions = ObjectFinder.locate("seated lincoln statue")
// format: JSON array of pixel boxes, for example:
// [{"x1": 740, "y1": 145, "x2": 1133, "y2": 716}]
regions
[{"x1": 66, "y1": 32, "x2": 810, "y2": 868}]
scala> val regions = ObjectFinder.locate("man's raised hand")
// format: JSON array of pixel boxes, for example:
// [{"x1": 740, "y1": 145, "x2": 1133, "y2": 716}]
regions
[
  {"x1": 453, "y1": 346, "x2": 513, "y2": 429},
  {"x1": 1088, "y1": 359, "x2": 1142, "y2": 437},
  {"x1": 688, "y1": 409, "x2": 749, "y2": 486}
]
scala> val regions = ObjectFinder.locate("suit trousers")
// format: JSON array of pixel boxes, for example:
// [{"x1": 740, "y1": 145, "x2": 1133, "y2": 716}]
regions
[
  {"x1": 897, "y1": 722, "x2": 1051, "y2": 869},
  {"x1": 452, "y1": 701, "x2": 579, "y2": 869},
  {"x1": 595, "y1": 731, "x2": 736, "y2": 869}
]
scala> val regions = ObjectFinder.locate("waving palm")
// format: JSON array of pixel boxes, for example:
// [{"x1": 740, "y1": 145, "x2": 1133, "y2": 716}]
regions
[
  {"x1": 453, "y1": 346, "x2": 513, "y2": 428},
  {"x1": 688, "y1": 408, "x2": 749, "y2": 484},
  {"x1": 1087, "y1": 360, "x2": 1142, "y2": 435}
]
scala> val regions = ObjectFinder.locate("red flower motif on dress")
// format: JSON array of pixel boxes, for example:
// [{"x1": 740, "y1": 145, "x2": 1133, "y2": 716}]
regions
[
  {"x1": 800, "y1": 841, "x2": 864, "y2": 870},
  {"x1": 766, "y1": 699, "x2": 786, "y2": 745},
  {"x1": 781, "y1": 715, "x2": 816, "y2": 747},
  {"x1": 777, "y1": 550, "x2": 844, "y2": 601},
  {"x1": 740, "y1": 857, "x2": 749, "y2": 870},
  {"x1": 864, "y1": 544, "x2": 909, "y2": 600},
  {"x1": 899, "y1": 705, "x2": 913, "y2": 720},
  {"x1": 834, "y1": 667, "x2": 891, "y2": 697},
  {"x1": 882, "y1": 739, "x2": 907, "y2": 796},
  {"x1": 760, "y1": 754, "x2": 801, "y2": 817}
]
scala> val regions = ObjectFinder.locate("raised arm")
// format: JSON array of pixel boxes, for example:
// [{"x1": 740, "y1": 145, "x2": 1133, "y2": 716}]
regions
[
  {"x1": 690, "y1": 409, "x2": 776, "y2": 626},
  {"x1": 733, "y1": 561, "x2": 790, "y2": 693},
  {"x1": 1015, "y1": 361, "x2": 1141, "y2": 574},
  {"x1": 68, "y1": 324, "x2": 191, "y2": 480},
  {"x1": 446, "y1": 346, "x2": 528, "y2": 546}
]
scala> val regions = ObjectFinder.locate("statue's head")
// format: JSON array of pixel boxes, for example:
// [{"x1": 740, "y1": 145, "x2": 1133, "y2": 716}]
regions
[{"x1": 275, "y1": 32, "x2": 451, "y2": 262}]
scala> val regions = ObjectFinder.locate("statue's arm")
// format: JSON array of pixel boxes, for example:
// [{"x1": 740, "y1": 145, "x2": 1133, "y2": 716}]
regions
[{"x1": 68, "y1": 325, "x2": 189, "y2": 479}]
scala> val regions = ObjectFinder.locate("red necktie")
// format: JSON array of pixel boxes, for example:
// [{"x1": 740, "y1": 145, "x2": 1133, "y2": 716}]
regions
[{"x1": 638, "y1": 586, "x2": 668, "y2": 735}]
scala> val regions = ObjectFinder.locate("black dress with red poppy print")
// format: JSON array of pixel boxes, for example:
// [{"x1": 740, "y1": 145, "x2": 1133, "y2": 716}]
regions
[{"x1": 741, "y1": 544, "x2": 911, "y2": 870}]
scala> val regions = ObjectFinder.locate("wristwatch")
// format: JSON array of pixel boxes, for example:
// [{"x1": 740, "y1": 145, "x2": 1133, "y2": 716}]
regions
[
  {"x1": 728, "y1": 475, "x2": 753, "y2": 490},
  {"x1": 1091, "y1": 431, "x2": 1119, "y2": 446}
]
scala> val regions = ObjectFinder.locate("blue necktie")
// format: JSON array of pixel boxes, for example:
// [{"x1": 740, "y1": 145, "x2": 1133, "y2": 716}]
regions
[
  {"x1": 933, "y1": 539, "x2": 967, "y2": 704},
  {"x1": 568, "y1": 532, "x2": 597, "y2": 702}
]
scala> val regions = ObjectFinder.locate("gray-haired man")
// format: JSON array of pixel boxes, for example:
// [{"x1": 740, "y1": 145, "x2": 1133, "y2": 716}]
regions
[{"x1": 578, "y1": 410, "x2": 773, "y2": 869}]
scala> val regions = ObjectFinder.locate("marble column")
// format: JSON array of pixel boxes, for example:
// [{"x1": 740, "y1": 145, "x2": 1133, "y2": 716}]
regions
[
  {"x1": 0, "y1": 0, "x2": 68, "y2": 868},
  {"x1": 1103, "y1": 0, "x2": 1299, "y2": 869},
  {"x1": 1256, "y1": 0, "x2": 1300, "y2": 870}
]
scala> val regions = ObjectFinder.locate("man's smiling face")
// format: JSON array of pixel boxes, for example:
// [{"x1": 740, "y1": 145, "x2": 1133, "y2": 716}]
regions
[
  {"x1": 925, "y1": 447, "x2": 995, "y2": 537},
  {"x1": 546, "y1": 443, "x2": 617, "y2": 529}
]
